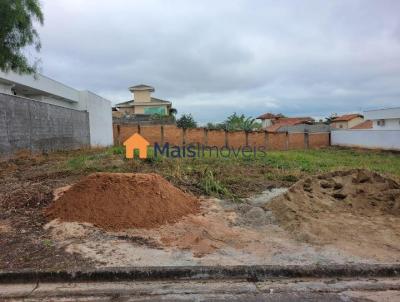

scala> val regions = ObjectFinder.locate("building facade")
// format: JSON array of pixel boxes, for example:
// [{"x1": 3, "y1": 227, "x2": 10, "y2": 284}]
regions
[
  {"x1": 0, "y1": 71, "x2": 113, "y2": 146},
  {"x1": 330, "y1": 114, "x2": 364, "y2": 129},
  {"x1": 364, "y1": 107, "x2": 400, "y2": 130},
  {"x1": 114, "y1": 85, "x2": 172, "y2": 116}
]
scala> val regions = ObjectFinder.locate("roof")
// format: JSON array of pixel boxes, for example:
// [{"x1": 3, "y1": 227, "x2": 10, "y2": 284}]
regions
[
  {"x1": 351, "y1": 120, "x2": 373, "y2": 129},
  {"x1": 128, "y1": 84, "x2": 155, "y2": 92},
  {"x1": 0, "y1": 70, "x2": 80, "y2": 103},
  {"x1": 274, "y1": 117, "x2": 314, "y2": 125},
  {"x1": 266, "y1": 117, "x2": 314, "y2": 132},
  {"x1": 257, "y1": 113, "x2": 277, "y2": 120},
  {"x1": 266, "y1": 124, "x2": 282, "y2": 132},
  {"x1": 332, "y1": 114, "x2": 363, "y2": 122},
  {"x1": 115, "y1": 97, "x2": 171, "y2": 107}
]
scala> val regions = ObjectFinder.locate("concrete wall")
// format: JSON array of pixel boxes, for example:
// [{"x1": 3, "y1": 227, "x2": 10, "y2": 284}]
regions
[
  {"x1": 276, "y1": 123, "x2": 331, "y2": 133},
  {"x1": 331, "y1": 129, "x2": 400, "y2": 151},
  {"x1": 1, "y1": 71, "x2": 113, "y2": 146},
  {"x1": 113, "y1": 124, "x2": 330, "y2": 150},
  {"x1": 79, "y1": 91, "x2": 113, "y2": 146},
  {"x1": 133, "y1": 90, "x2": 151, "y2": 102},
  {"x1": 0, "y1": 93, "x2": 90, "y2": 155}
]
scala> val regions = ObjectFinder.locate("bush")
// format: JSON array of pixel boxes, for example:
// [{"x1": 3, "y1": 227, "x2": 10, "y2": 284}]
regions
[{"x1": 176, "y1": 114, "x2": 197, "y2": 129}]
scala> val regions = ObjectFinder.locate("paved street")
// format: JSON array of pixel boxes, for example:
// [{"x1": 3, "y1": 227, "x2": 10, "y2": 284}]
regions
[{"x1": 2, "y1": 278, "x2": 400, "y2": 301}]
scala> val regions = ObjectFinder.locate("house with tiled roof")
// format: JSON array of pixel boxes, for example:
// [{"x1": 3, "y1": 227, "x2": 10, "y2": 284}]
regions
[
  {"x1": 330, "y1": 114, "x2": 364, "y2": 129},
  {"x1": 351, "y1": 120, "x2": 372, "y2": 129},
  {"x1": 114, "y1": 84, "x2": 172, "y2": 116},
  {"x1": 257, "y1": 112, "x2": 314, "y2": 132}
]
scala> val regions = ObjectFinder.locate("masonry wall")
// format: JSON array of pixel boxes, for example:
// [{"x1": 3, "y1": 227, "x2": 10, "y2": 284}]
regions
[
  {"x1": 113, "y1": 124, "x2": 330, "y2": 150},
  {"x1": 331, "y1": 129, "x2": 400, "y2": 151},
  {"x1": 0, "y1": 93, "x2": 90, "y2": 155},
  {"x1": 79, "y1": 91, "x2": 113, "y2": 146}
]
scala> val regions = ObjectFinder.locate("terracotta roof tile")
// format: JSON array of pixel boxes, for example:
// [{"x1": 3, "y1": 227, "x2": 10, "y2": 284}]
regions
[
  {"x1": 266, "y1": 117, "x2": 314, "y2": 132},
  {"x1": 257, "y1": 113, "x2": 277, "y2": 119},
  {"x1": 351, "y1": 120, "x2": 373, "y2": 129},
  {"x1": 332, "y1": 114, "x2": 363, "y2": 122}
]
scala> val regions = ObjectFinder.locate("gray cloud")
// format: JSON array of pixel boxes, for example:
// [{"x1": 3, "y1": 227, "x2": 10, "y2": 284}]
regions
[{"x1": 37, "y1": 0, "x2": 400, "y2": 123}]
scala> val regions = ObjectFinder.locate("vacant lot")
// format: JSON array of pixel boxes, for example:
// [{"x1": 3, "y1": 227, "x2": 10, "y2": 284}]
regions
[{"x1": 0, "y1": 147, "x2": 399, "y2": 270}]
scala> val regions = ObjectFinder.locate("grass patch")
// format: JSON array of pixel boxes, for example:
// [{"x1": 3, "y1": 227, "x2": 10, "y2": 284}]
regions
[{"x1": 58, "y1": 146, "x2": 400, "y2": 200}]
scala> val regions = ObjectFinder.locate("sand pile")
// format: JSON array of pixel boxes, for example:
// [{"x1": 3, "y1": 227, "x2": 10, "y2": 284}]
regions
[
  {"x1": 265, "y1": 169, "x2": 400, "y2": 261},
  {"x1": 46, "y1": 173, "x2": 199, "y2": 230}
]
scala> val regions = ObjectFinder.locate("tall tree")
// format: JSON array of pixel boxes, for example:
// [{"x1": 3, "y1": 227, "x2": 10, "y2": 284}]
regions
[
  {"x1": 223, "y1": 113, "x2": 261, "y2": 131},
  {"x1": 0, "y1": 0, "x2": 44, "y2": 74}
]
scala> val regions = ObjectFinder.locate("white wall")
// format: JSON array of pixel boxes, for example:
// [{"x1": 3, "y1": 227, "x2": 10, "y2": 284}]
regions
[
  {"x1": 331, "y1": 129, "x2": 400, "y2": 151},
  {"x1": 79, "y1": 91, "x2": 113, "y2": 146},
  {"x1": 0, "y1": 71, "x2": 79, "y2": 103},
  {"x1": 372, "y1": 118, "x2": 400, "y2": 130}
]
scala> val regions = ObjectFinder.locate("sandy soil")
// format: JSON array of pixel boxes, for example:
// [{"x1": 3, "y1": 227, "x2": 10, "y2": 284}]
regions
[
  {"x1": 45, "y1": 189, "x2": 371, "y2": 267},
  {"x1": 266, "y1": 169, "x2": 400, "y2": 263}
]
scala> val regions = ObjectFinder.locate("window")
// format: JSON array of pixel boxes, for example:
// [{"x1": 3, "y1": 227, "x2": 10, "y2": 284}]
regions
[
  {"x1": 377, "y1": 120, "x2": 385, "y2": 127},
  {"x1": 143, "y1": 106, "x2": 166, "y2": 115}
]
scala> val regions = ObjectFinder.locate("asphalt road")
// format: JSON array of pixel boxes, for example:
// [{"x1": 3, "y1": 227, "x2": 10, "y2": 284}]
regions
[{"x1": 1, "y1": 278, "x2": 400, "y2": 301}]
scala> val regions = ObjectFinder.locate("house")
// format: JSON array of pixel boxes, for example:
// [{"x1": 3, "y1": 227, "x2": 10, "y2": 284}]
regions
[
  {"x1": 330, "y1": 114, "x2": 364, "y2": 129},
  {"x1": 114, "y1": 85, "x2": 172, "y2": 116},
  {"x1": 257, "y1": 113, "x2": 314, "y2": 132},
  {"x1": 363, "y1": 107, "x2": 400, "y2": 130},
  {"x1": 351, "y1": 120, "x2": 372, "y2": 129},
  {"x1": 331, "y1": 107, "x2": 400, "y2": 151},
  {"x1": 0, "y1": 70, "x2": 113, "y2": 146}
]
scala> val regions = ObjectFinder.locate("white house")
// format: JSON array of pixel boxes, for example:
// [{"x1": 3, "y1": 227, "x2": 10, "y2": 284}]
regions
[
  {"x1": 0, "y1": 71, "x2": 113, "y2": 146},
  {"x1": 363, "y1": 107, "x2": 400, "y2": 130},
  {"x1": 331, "y1": 106, "x2": 400, "y2": 151}
]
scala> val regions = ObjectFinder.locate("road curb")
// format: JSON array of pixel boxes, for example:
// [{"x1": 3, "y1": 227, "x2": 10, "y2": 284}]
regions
[{"x1": 0, "y1": 264, "x2": 399, "y2": 283}]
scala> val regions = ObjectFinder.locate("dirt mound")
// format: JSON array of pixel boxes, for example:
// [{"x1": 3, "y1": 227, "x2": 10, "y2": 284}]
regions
[
  {"x1": 46, "y1": 173, "x2": 200, "y2": 230},
  {"x1": 265, "y1": 169, "x2": 400, "y2": 261}
]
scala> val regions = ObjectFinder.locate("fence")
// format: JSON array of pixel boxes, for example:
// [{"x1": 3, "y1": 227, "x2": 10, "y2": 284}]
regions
[
  {"x1": 331, "y1": 129, "x2": 400, "y2": 151},
  {"x1": 113, "y1": 124, "x2": 330, "y2": 150},
  {"x1": 0, "y1": 93, "x2": 90, "y2": 155}
]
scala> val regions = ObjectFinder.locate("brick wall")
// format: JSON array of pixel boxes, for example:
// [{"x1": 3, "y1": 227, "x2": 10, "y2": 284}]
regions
[{"x1": 112, "y1": 124, "x2": 330, "y2": 150}]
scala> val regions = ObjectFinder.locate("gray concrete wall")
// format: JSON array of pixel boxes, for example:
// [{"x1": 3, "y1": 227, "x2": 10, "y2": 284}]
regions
[
  {"x1": 276, "y1": 123, "x2": 331, "y2": 133},
  {"x1": 0, "y1": 93, "x2": 90, "y2": 155}
]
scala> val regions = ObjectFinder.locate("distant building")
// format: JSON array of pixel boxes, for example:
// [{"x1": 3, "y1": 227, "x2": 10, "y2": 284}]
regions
[
  {"x1": 114, "y1": 85, "x2": 172, "y2": 116},
  {"x1": 256, "y1": 113, "x2": 314, "y2": 132},
  {"x1": 363, "y1": 107, "x2": 400, "y2": 130},
  {"x1": 330, "y1": 114, "x2": 364, "y2": 129},
  {"x1": 331, "y1": 107, "x2": 400, "y2": 151},
  {"x1": 351, "y1": 120, "x2": 372, "y2": 129},
  {"x1": 0, "y1": 71, "x2": 113, "y2": 146}
]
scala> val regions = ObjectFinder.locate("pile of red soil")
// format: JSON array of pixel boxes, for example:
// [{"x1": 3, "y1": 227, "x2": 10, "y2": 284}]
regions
[{"x1": 46, "y1": 173, "x2": 200, "y2": 230}]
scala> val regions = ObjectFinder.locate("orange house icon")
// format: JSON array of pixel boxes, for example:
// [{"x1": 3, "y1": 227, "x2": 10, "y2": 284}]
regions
[{"x1": 123, "y1": 133, "x2": 150, "y2": 159}]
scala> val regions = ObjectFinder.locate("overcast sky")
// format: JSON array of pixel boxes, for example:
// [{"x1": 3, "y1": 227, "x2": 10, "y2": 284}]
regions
[{"x1": 36, "y1": 0, "x2": 400, "y2": 123}]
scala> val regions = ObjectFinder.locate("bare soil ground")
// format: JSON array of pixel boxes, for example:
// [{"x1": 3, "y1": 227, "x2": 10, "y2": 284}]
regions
[
  {"x1": 1, "y1": 149, "x2": 400, "y2": 270},
  {"x1": 0, "y1": 154, "x2": 95, "y2": 271},
  {"x1": 266, "y1": 169, "x2": 400, "y2": 262}
]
